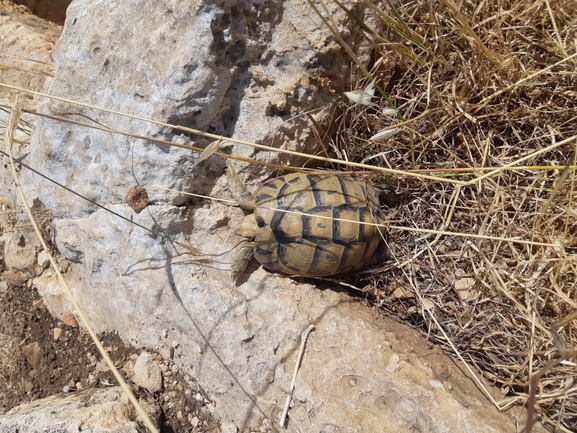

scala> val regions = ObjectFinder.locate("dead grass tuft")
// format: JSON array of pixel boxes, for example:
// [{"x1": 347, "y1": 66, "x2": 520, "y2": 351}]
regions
[{"x1": 335, "y1": 0, "x2": 577, "y2": 430}]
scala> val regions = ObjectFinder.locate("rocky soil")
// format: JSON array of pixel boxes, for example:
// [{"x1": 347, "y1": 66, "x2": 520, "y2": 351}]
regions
[{"x1": 0, "y1": 267, "x2": 219, "y2": 432}]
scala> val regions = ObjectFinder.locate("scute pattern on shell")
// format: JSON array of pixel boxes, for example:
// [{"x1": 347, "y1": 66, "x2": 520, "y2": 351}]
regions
[{"x1": 251, "y1": 172, "x2": 384, "y2": 276}]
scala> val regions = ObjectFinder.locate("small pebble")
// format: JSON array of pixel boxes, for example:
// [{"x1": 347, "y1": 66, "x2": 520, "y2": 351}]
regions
[
  {"x1": 63, "y1": 385, "x2": 70, "y2": 393},
  {"x1": 95, "y1": 360, "x2": 110, "y2": 372},
  {"x1": 218, "y1": 421, "x2": 237, "y2": 432},
  {"x1": 62, "y1": 311, "x2": 78, "y2": 327},
  {"x1": 32, "y1": 299, "x2": 45, "y2": 311},
  {"x1": 191, "y1": 416, "x2": 200, "y2": 427},
  {"x1": 37, "y1": 250, "x2": 50, "y2": 269},
  {"x1": 261, "y1": 418, "x2": 273, "y2": 432},
  {"x1": 53, "y1": 327, "x2": 62, "y2": 340}
]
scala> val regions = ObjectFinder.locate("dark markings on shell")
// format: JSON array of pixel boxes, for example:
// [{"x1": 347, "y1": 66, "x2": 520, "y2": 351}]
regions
[
  {"x1": 255, "y1": 192, "x2": 275, "y2": 204},
  {"x1": 262, "y1": 180, "x2": 279, "y2": 190},
  {"x1": 308, "y1": 244, "x2": 324, "y2": 274},
  {"x1": 359, "y1": 182, "x2": 367, "y2": 200},
  {"x1": 269, "y1": 206, "x2": 300, "y2": 245},
  {"x1": 301, "y1": 206, "x2": 331, "y2": 243},
  {"x1": 332, "y1": 205, "x2": 358, "y2": 245},
  {"x1": 256, "y1": 217, "x2": 266, "y2": 228},
  {"x1": 336, "y1": 175, "x2": 351, "y2": 204},
  {"x1": 273, "y1": 243, "x2": 289, "y2": 270},
  {"x1": 333, "y1": 205, "x2": 362, "y2": 271},
  {"x1": 306, "y1": 174, "x2": 325, "y2": 207},
  {"x1": 358, "y1": 207, "x2": 369, "y2": 240},
  {"x1": 255, "y1": 245, "x2": 273, "y2": 257},
  {"x1": 276, "y1": 181, "x2": 291, "y2": 207},
  {"x1": 332, "y1": 206, "x2": 340, "y2": 247}
]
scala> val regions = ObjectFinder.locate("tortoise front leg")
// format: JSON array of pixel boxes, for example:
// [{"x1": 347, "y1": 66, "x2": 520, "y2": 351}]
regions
[
  {"x1": 231, "y1": 242, "x2": 255, "y2": 281},
  {"x1": 227, "y1": 166, "x2": 256, "y2": 211}
]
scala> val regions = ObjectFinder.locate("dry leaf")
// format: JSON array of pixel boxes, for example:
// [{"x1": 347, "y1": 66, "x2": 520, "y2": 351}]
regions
[
  {"x1": 198, "y1": 139, "x2": 233, "y2": 164},
  {"x1": 125, "y1": 185, "x2": 149, "y2": 211}
]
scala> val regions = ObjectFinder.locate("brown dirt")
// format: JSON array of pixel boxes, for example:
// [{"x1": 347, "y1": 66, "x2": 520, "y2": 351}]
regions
[{"x1": 0, "y1": 268, "x2": 219, "y2": 432}]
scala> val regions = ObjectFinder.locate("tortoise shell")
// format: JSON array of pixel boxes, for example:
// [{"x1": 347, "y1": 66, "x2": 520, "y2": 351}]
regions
[{"x1": 250, "y1": 172, "x2": 384, "y2": 276}]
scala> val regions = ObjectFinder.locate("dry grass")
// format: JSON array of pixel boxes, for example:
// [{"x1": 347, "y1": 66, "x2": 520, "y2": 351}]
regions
[{"x1": 331, "y1": 0, "x2": 577, "y2": 430}]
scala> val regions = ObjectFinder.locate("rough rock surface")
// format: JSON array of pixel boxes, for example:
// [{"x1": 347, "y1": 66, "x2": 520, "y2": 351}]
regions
[
  {"x1": 0, "y1": 386, "x2": 160, "y2": 433},
  {"x1": 131, "y1": 351, "x2": 163, "y2": 394},
  {"x1": 0, "y1": 0, "x2": 60, "y2": 208},
  {"x1": 3, "y1": 0, "x2": 544, "y2": 432},
  {"x1": 25, "y1": 0, "x2": 345, "y2": 219},
  {"x1": 2, "y1": 229, "x2": 41, "y2": 270},
  {"x1": 0, "y1": 0, "x2": 59, "y2": 102}
]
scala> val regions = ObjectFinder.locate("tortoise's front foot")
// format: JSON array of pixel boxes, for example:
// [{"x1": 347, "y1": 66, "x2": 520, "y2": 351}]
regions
[
  {"x1": 227, "y1": 166, "x2": 256, "y2": 211},
  {"x1": 231, "y1": 242, "x2": 255, "y2": 282}
]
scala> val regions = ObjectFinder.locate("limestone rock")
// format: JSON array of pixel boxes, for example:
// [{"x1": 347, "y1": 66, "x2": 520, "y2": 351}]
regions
[
  {"x1": 0, "y1": 0, "x2": 60, "y2": 209},
  {"x1": 37, "y1": 249, "x2": 50, "y2": 269},
  {"x1": 132, "y1": 351, "x2": 162, "y2": 394},
  {"x1": 0, "y1": 386, "x2": 160, "y2": 433},
  {"x1": 0, "y1": 0, "x2": 59, "y2": 104},
  {"x1": 25, "y1": 0, "x2": 348, "y2": 219},
  {"x1": 2, "y1": 229, "x2": 40, "y2": 270},
  {"x1": 220, "y1": 422, "x2": 239, "y2": 433}
]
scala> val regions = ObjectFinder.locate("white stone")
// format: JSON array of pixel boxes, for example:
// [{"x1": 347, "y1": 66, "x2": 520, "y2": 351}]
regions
[
  {"x1": 219, "y1": 422, "x2": 238, "y2": 433},
  {"x1": 0, "y1": 1, "x2": 59, "y2": 210},
  {"x1": 132, "y1": 351, "x2": 162, "y2": 394},
  {"x1": 37, "y1": 249, "x2": 51, "y2": 269},
  {"x1": 0, "y1": 386, "x2": 160, "y2": 432},
  {"x1": 2, "y1": 229, "x2": 40, "y2": 270}
]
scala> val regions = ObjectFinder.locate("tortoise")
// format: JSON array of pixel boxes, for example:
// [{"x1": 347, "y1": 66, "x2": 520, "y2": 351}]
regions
[{"x1": 228, "y1": 167, "x2": 388, "y2": 281}]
